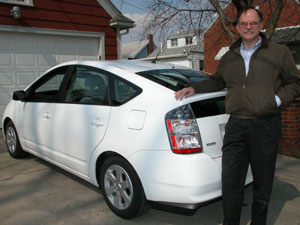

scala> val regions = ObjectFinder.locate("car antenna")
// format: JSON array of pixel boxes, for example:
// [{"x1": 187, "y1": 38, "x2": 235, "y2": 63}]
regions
[{"x1": 151, "y1": 35, "x2": 169, "y2": 64}]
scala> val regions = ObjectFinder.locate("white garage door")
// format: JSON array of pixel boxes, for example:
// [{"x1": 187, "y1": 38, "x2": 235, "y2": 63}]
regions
[{"x1": 0, "y1": 30, "x2": 103, "y2": 128}]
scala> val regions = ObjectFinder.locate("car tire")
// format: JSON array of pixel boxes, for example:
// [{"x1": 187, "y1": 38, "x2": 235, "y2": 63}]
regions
[
  {"x1": 100, "y1": 156, "x2": 147, "y2": 219},
  {"x1": 5, "y1": 121, "x2": 27, "y2": 158}
]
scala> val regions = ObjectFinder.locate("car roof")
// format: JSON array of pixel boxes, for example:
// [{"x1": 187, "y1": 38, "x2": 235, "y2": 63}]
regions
[{"x1": 58, "y1": 60, "x2": 189, "y2": 74}]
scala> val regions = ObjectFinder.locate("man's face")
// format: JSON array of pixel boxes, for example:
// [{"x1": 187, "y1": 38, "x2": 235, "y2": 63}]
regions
[{"x1": 236, "y1": 9, "x2": 263, "y2": 45}]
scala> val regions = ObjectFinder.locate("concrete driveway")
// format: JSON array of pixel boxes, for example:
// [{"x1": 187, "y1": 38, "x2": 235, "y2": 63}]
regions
[{"x1": 0, "y1": 132, "x2": 299, "y2": 225}]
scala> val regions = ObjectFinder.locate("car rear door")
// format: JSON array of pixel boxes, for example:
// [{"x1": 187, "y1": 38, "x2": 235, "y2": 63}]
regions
[{"x1": 51, "y1": 66, "x2": 111, "y2": 178}]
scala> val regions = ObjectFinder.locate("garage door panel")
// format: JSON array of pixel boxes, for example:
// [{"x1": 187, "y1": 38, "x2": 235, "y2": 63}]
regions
[
  {"x1": 14, "y1": 35, "x2": 35, "y2": 50},
  {"x1": 0, "y1": 72, "x2": 13, "y2": 86},
  {"x1": 16, "y1": 53, "x2": 35, "y2": 67},
  {"x1": 0, "y1": 52, "x2": 12, "y2": 67},
  {"x1": 0, "y1": 92, "x2": 12, "y2": 107},
  {"x1": 38, "y1": 54, "x2": 57, "y2": 67},
  {"x1": 37, "y1": 36, "x2": 56, "y2": 50},
  {"x1": 0, "y1": 33, "x2": 12, "y2": 50},
  {"x1": 78, "y1": 38, "x2": 98, "y2": 53},
  {"x1": 16, "y1": 71, "x2": 37, "y2": 86},
  {"x1": 78, "y1": 55, "x2": 97, "y2": 60},
  {"x1": 57, "y1": 37, "x2": 77, "y2": 51},
  {"x1": 58, "y1": 55, "x2": 77, "y2": 63}
]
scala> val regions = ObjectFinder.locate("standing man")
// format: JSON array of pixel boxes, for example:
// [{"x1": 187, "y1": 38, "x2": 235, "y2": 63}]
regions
[{"x1": 175, "y1": 6, "x2": 300, "y2": 225}]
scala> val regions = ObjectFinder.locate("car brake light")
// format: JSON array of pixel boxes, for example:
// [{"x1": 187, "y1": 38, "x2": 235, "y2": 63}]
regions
[{"x1": 165, "y1": 104, "x2": 202, "y2": 154}]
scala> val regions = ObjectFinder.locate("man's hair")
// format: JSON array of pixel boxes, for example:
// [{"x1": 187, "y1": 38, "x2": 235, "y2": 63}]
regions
[{"x1": 235, "y1": 6, "x2": 263, "y2": 25}]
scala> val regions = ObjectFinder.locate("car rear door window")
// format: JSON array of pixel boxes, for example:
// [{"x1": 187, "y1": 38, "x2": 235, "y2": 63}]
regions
[{"x1": 64, "y1": 67, "x2": 109, "y2": 105}]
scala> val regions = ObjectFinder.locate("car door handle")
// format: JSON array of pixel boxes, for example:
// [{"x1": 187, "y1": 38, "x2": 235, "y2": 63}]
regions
[
  {"x1": 43, "y1": 112, "x2": 52, "y2": 120},
  {"x1": 90, "y1": 118, "x2": 104, "y2": 127}
]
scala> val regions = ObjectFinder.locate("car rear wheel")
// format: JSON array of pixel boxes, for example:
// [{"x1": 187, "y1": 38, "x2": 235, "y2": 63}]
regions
[
  {"x1": 100, "y1": 156, "x2": 147, "y2": 219},
  {"x1": 5, "y1": 121, "x2": 27, "y2": 158}
]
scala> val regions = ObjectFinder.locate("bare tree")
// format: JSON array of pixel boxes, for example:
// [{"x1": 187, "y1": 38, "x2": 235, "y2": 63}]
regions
[{"x1": 143, "y1": 0, "x2": 288, "y2": 44}]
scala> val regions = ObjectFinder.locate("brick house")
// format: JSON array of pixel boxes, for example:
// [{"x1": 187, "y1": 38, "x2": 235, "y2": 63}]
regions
[
  {"x1": 0, "y1": 0, "x2": 134, "y2": 127},
  {"x1": 203, "y1": 0, "x2": 300, "y2": 157}
]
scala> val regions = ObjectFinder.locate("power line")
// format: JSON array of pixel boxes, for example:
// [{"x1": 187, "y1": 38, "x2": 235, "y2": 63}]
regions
[{"x1": 115, "y1": 0, "x2": 146, "y2": 12}]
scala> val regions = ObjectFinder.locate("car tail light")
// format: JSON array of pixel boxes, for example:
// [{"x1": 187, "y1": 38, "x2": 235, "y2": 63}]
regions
[{"x1": 165, "y1": 104, "x2": 202, "y2": 154}]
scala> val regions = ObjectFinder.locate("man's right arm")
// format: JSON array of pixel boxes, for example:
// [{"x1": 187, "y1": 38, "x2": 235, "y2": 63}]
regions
[
  {"x1": 175, "y1": 73, "x2": 226, "y2": 100},
  {"x1": 191, "y1": 73, "x2": 226, "y2": 93},
  {"x1": 175, "y1": 57, "x2": 227, "y2": 101}
]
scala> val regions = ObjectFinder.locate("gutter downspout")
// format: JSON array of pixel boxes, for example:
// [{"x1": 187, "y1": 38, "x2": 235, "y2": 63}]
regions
[{"x1": 118, "y1": 28, "x2": 130, "y2": 59}]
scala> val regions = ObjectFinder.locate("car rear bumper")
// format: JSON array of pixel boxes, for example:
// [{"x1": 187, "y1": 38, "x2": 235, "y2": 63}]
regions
[{"x1": 129, "y1": 150, "x2": 253, "y2": 207}]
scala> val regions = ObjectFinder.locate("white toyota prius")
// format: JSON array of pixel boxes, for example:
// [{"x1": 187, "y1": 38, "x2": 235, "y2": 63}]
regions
[{"x1": 2, "y1": 60, "x2": 252, "y2": 219}]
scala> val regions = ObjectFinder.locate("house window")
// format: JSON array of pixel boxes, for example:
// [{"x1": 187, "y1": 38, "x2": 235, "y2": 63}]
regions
[
  {"x1": 171, "y1": 38, "x2": 178, "y2": 47},
  {"x1": 199, "y1": 60, "x2": 204, "y2": 71},
  {"x1": 192, "y1": 60, "x2": 204, "y2": 71},
  {"x1": 286, "y1": 42, "x2": 300, "y2": 65},
  {"x1": 185, "y1": 36, "x2": 193, "y2": 45},
  {"x1": 0, "y1": 0, "x2": 33, "y2": 6}
]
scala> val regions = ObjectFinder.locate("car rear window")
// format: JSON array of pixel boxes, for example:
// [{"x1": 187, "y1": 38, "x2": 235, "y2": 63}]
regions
[
  {"x1": 190, "y1": 97, "x2": 226, "y2": 118},
  {"x1": 136, "y1": 69, "x2": 209, "y2": 91}
]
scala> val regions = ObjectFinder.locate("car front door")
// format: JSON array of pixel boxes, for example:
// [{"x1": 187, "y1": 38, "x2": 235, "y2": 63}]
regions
[
  {"x1": 51, "y1": 66, "x2": 111, "y2": 178},
  {"x1": 20, "y1": 66, "x2": 69, "y2": 158}
]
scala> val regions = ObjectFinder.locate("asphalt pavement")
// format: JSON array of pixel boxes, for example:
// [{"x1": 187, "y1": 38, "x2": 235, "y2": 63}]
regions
[{"x1": 0, "y1": 130, "x2": 299, "y2": 225}]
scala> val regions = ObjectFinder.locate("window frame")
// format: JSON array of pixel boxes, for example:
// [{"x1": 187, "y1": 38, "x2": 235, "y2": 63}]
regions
[
  {"x1": 185, "y1": 36, "x2": 193, "y2": 45},
  {"x1": 24, "y1": 66, "x2": 71, "y2": 103},
  {"x1": 63, "y1": 65, "x2": 110, "y2": 106},
  {"x1": 171, "y1": 38, "x2": 178, "y2": 47},
  {"x1": 110, "y1": 75, "x2": 142, "y2": 106}
]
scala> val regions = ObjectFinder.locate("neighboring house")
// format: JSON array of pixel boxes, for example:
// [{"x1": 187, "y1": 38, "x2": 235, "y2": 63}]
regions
[
  {"x1": 0, "y1": 0, "x2": 134, "y2": 126},
  {"x1": 122, "y1": 34, "x2": 155, "y2": 59},
  {"x1": 204, "y1": 0, "x2": 300, "y2": 74},
  {"x1": 142, "y1": 30, "x2": 204, "y2": 71}
]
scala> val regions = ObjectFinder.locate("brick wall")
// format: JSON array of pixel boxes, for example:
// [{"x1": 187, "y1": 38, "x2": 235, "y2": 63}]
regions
[{"x1": 280, "y1": 99, "x2": 300, "y2": 158}]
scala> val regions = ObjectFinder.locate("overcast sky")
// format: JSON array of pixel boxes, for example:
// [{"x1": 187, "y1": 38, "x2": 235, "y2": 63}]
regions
[{"x1": 111, "y1": 0, "x2": 150, "y2": 43}]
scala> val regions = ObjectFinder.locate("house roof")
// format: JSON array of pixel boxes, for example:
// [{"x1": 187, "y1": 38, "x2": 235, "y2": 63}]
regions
[
  {"x1": 122, "y1": 40, "x2": 149, "y2": 59},
  {"x1": 169, "y1": 30, "x2": 200, "y2": 39},
  {"x1": 271, "y1": 25, "x2": 300, "y2": 43},
  {"x1": 110, "y1": 14, "x2": 135, "y2": 30},
  {"x1": 97, "y1": 0, "x2": 135, "y2": 30},
  {"x1": 145, "y1": 43, "x2": 203, "y2": 60}
]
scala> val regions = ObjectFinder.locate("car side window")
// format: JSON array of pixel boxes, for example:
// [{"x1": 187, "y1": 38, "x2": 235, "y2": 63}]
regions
[
  {"x1": 111, "y1": 78, "x2": 142, "y2": 106},
  {"x1": 26, "y1": 67, "x2": 68, "y2": 102},
  {"x1": 65, "y1": 67, "x2": 108, "y2": 105}
]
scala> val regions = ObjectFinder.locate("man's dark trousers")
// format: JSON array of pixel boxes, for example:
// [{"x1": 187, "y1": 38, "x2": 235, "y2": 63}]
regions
[{"x1": 222, "y1": 113, "x2": 282, "y2": 225}]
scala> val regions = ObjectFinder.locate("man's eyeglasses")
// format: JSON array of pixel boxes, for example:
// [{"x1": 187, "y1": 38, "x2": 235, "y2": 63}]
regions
[{"x1": 238, "y1": 21, "x2": 260, "y2": 27}]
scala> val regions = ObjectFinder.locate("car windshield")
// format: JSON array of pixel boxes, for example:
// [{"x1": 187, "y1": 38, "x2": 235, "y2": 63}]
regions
[{"x1": 136, "y1": 69, "x2": 209, "y2": 91}]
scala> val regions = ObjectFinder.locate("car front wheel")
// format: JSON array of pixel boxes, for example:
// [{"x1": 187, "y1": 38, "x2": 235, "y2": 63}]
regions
[
  {"x1": 100, "y1": 156, "x2": 147, "y2": 219},
  {"x1": 5, "y1": 121, "x2": 27, "y2": 158}
]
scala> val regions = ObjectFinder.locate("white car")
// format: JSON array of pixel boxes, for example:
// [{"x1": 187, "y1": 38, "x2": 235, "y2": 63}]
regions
[{"x1": 2, "y1": 60, "x2": 252, "y2": 219}]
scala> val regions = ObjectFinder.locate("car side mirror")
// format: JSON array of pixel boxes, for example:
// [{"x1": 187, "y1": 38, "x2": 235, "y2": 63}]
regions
[{"x1": 13, "y1": 90, "x2": 25, "y2": 101}]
